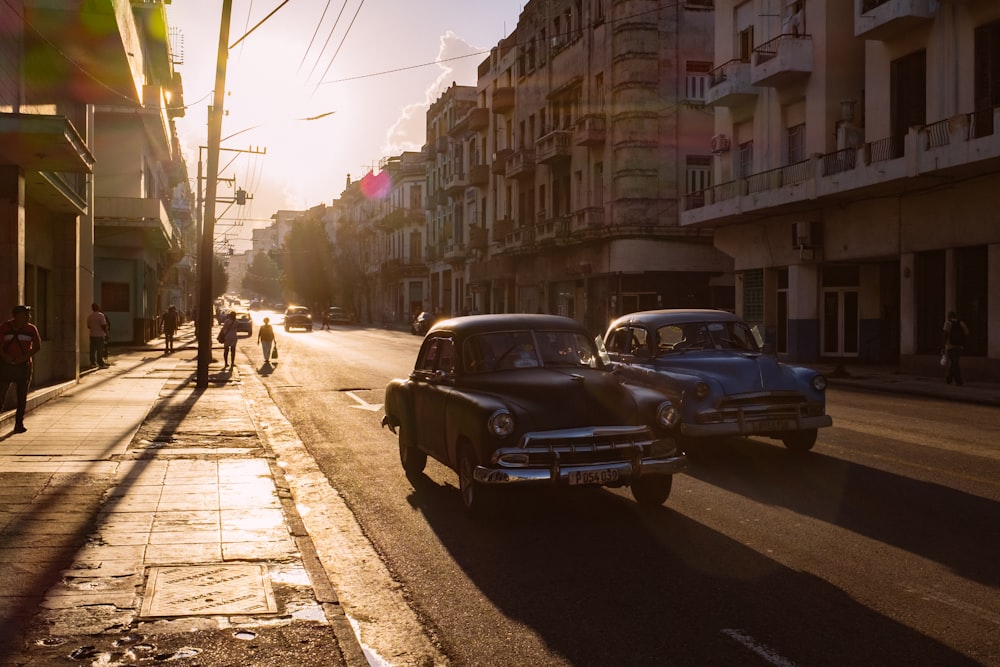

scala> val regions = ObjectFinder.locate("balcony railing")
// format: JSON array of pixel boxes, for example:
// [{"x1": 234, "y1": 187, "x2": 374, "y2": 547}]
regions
[
  {"x1": 505, "y1": 148, "x2": 536, "y2": 179},
  {"x1": 856, "y1": 0, "x2": 935, "y2": 41},
  {"x1": 536, "y1": 130, "x2": 572, "y2": 164},
  {"x1": 492, "y1": 87, "x2": 515, "y2": 113},
  {"x1": 680, "y1": 104, "x2": 1000, "y2": 219},
  {"x1": 705, "y1": 58, "x2": 756, "y2": 107},
  {"x1": 751, "y1": 34, "x2": 813, "y2": 87},
  {"x1": 574, "y1": 114, "x2": 606, "y2": 146}
]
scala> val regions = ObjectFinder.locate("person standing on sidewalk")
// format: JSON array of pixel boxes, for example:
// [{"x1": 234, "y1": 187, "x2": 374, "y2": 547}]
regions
[
  {"x1": 86, "y1": 303, "x2": 109, "y2": 368},
  {"x1": 942, "y1": 311, "x2": 969, "y2": 386},
  {"x1": 220, "y1": 311, "x2": 239, "y2": 369},
  {"x1": 258, "y1": 316, "x2": 276, "y2": 365},
  {"x1": 0, "y1": 305, "x2": 42, "y2": 433},
  {"x1": 160, "y1": 304, "x2": 180, "y2": 353}
]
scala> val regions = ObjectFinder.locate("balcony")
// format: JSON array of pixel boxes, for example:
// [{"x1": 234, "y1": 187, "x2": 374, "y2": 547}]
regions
[
  {"x1": 534, "y1": 216, "x2": 570, "y2": 243},
  {"x1": 444, "y1": 242, "x2": 467, "y2": 263},
  {"x1": 94, "y1": 196, "x2": 173, "y2": 246},
  {"x1": 680, "y1": 105, "x2": 1000, "y2": 227},
  {"x1": 468, "y1": 107, "x2": 490, "y2": 132},
  {"x1": 705, "y1": 59, "x2": 757, "y2": 107},
  {"x1": 536, "y1": 130, "x2": 573, "y2": 164},
  {"x1": 492, "y1": 86, "x2": 515, "y2": 113},
  {"x1": 469, "y1": 163, "x2": 490, "y2": 187},
  {"x1": 505, "y1": 225, "x2": 535, "y2": 249},
  {"x1": 445, "y1": 172, "x2": 468, "y2": 194},
  {"x1": 469, "y1": 224, "x2": 488, "y2": 249},
  {"x1": 574, "y1": 114, "x2": 606, "y2": 146},
  {"x1": 505, "y1": 148, "x2": 536, "y2": 179},
  {"x1": 855, "y1": 0, "x2": 935, "y2": 41},
  {"x1": 572, "y1": 207, "x2": 605, "y2": 231},
  {"x1": 0, "y1": 113, "x2": 95, "y2": 174},
  {"x1": 492, "y1": 148, "x2": 513, "y2": 175},
  {"x1": 493, "y1": 217, "x2": 514, "y2": 240},
  {"x1": 751, "y1": 34, "x2": 813, "y2": 87}
]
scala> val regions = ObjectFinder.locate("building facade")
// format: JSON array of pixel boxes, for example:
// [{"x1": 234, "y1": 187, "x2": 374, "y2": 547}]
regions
[{"x1": 685, "y1": 0, "x2": 1000, "y2": 379}]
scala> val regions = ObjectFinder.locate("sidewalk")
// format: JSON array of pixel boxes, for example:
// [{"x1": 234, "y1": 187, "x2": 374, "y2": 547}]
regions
[{"x1": 0, "y1": 325, "x2": 366, "y2": 667}]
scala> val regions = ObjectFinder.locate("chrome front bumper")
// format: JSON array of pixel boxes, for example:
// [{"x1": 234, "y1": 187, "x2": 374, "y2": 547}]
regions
[
  {"x1": 681, "y1": 413, "x2": 833, "y2": 437},
  {"x1": 473, "y1": 452, "x2": 688, "y2": 486}
]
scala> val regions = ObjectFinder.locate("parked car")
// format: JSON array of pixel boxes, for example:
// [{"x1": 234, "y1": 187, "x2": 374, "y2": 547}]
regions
[
  {"x1": 234, "y1": 311, "x2": 253, "y2": 336},
  {"x1": 284, "y1": 306, "x2": 313, "y2": 331},
  {"x1": 603, "y1": 309, "x2": 832, "y2": 452},
  {"x1": 410, "y1": 311, "x2": 438, "y2": 335},
  {"x1": 381, "y1": 314, "x2": 687, "y2": 515},
  {"x1": 324, "y1": 306, "x2": 351, "y2": 325}
]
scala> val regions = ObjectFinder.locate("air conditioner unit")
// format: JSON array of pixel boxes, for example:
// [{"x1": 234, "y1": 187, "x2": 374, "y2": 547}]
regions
[
  {"x1": 793, "y1": 221, "x2": 822, "y2": 248},
  {"x1": 710, "y1": 134, "x2": 731, "y2": 153}
]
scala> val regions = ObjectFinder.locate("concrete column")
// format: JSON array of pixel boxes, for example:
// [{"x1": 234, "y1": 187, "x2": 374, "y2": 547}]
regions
[
  {"x1": 0, "y1": 166, "x2": 26, "y2": 313},
  {"x1": 53, "y1": 213, "x2": 81, "y2": 379},
  {"x1": 788, "y1": 263, "x2": 820, "y2": 362}
]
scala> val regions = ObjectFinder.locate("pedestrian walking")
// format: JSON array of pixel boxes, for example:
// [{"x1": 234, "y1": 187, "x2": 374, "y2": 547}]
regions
[
  {"x1": 0, "y1": 305, "x2": 42, "y2": 434},
  {"x1": 161, "y1": 304, "x2": 180, "y2": 353},
  {"x1": 100, "y1": 306, "x2": 111, "y2": 365},
  {"x1": 258, "y1": 316, "x2": 276, "y2": 365},
  {"x1": 942, "y1": 311, "x2": 969, "y2": 386},
  {"x1": 86, "y1": 303, "x2": 109, "y2": 368},
  {"x1": 219, "y1": 311, "x2": 239, "y2": 369}
]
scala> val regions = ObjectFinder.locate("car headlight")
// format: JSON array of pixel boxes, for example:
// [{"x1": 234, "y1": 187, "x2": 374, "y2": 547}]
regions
[
  {"x1": 693, "y1": 382, "x2": 710, "y2": 400},
  {"x1": 812, "y1": 374, "x2": 827, "y2": 391},
  {"x1": 487, "y1": 409, "x2": 515, "y2": 438},
  {"x1": 656, "y1": 401, "x2": 680, "y2": 429}
]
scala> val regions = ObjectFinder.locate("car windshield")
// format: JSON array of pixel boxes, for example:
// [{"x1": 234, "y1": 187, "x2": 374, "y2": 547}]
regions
[
  {"x1": 655, "y1": 320, "x2": 760, "y2": 355},
  {"x1": 463, "y1": 330, "x2": 601, "y2": 373}
]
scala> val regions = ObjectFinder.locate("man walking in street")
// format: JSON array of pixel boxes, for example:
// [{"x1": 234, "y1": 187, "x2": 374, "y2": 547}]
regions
[
  {"x1": 161, "y1": 304, "x2": 180, "y2": 353},
  {"x1": 86, "y1": 303, "x2": 109, "y2": 368},
  {"x1": 942, "y1": 311, "x2": 969, "y2": 386},
  {"x1": 0, "y1": 305, "x2": 42, "y2": 433}
]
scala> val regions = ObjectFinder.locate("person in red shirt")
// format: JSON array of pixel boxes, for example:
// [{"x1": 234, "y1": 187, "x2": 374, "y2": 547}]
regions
[{"x1": 0, "y1": 305, "x2": 42, "y2": 433}]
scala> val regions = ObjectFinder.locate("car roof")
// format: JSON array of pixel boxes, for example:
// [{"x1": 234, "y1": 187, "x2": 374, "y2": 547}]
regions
[
  {"x1": 608, "y1": 309, "x2": 742, "y2": 329},
  {"x1": 286, "y1": 306, "x2": 309, "y2": 312},
  {"x1": 428, "y1": 313, "x2": 587, "y2": 336}
]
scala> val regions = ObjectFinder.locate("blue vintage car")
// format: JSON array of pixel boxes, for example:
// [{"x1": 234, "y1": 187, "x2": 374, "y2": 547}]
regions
[
  {"x1": 604, "y1": 309, "x2": 832, "y2": 452},
  {"x1": 381, "y1": 314, "x2": 687, "y2": 515}
]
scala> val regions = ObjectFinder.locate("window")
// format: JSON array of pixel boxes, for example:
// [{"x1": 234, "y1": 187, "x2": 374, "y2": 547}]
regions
[
  {"x1": 974, "y1": 20, "x2": 1000, "y2": 137},
  {"x1": 738, "y1": 141, "x2": 754, "y2": 178},
  {"x1": 595, "y1": 72, "x2": 605, "y2": 110},
  {"x1": 738, "y1": 26, "x2": 754, "y2": 63},
  {"x1": 890, "y1": 50, "x2": 926, "y2": 152},
  {"x1": 593, "y1": 162, "x2": 604, "y2": 208},
  {"x1": 686, "y1": 61, "x2": 712, "y2": 102},
  {"x1": 787, "y1": 123, "x2": 805, "y2": 163},
  {"x1": 686, "y1": 155, "x2": 712, "y2": 194}
]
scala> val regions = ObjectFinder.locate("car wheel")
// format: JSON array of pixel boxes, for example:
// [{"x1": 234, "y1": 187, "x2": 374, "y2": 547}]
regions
[
  {"x1": 630, "y1": 475, "x2": 673, "y2": 507},
  {"x1": 781, "y1": 429, "x2": 818, "y2": 452},
  {"x1": 458, "y1": 445, "x2": 495, "y2": 517},
  {"x1": 397, "y1": 424, "x2": 427, "y2": 475}
]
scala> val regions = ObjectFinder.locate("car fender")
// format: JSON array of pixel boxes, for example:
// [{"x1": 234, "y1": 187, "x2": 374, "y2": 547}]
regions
[
  {"x1": 382, "y1": 378, "x2": 416, "y2": 437},
  {"x1": 442, "y1": 390, "x2": 512, "y2": 469}
]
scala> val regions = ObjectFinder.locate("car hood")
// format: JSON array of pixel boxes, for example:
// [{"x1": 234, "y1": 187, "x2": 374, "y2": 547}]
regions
[
  {"x1": 463, "y1": 368, "x2": 643, "y2": 428},
  {"x1": 650, "y1": 352, "x2": 804, "y2": 394}
]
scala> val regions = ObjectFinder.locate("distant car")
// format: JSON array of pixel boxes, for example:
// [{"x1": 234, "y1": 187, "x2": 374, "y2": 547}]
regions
[
  {"x1": 284, "y1": 306, "x2": 313, "y2": 331},
  {"x1": 381, "y1": 314, "x2": 687, "y2": 515},
  {"x1": 411, "y1": 311, "x2": 438, "y2": 335},
  {"x1": 234, "y1": 311, "x2": 253, "y2": 336},
  {"x1": 324, "y1": 306, "x2": 351, "y2": 325},
  {"x1": 603, "y1": 309, "x2": 832, "y2": 452}
]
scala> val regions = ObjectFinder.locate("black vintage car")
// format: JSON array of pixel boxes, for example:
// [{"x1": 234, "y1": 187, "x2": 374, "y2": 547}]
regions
[
  {"x1": 411, "y1": 311, "x2": 438, "y2": 335},
  {"x1": 381, "y1": 314, "x2": 687, "y2": 515},
  {"x1": 284, "y1": 306, "x2": 313, "y2": 331}
]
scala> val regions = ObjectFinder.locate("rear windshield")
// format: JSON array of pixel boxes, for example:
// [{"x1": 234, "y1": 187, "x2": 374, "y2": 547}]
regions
[{"x1": 463, "y1": 330, "x2": 601, "y2": 373}]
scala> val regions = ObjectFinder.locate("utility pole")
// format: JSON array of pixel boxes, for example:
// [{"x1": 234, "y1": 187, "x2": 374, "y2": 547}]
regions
[{"x1": 197, "y1": 0, "x2": 232, "y2": 388}]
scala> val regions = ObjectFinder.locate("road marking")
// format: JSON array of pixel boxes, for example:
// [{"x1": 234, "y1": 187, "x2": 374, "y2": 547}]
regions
[
  {"x1": 345, "y1": 391, "x2": 382, "y2": 412},
  {"x1": 722, "y1": 629, "x2": 800, "y2": 667}
]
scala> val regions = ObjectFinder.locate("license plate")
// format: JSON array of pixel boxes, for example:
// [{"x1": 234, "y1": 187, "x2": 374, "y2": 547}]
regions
[
  {"x1": 751, "y1": 419, "x2": 794, "y2": 433},
  {"x1": 569, "y1": 468, "x2": 620, "y2": 486}
]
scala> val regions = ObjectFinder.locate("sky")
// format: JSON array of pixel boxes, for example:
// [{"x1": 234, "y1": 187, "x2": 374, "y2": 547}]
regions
[{"x1": 166, "y1": 0, "x2": 525, "y2": 252}]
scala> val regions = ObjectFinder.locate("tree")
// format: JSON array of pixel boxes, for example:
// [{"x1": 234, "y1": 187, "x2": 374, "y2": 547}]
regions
[
  {"x1": 242, "y1": 251, "x2": 283, "y2": 302},
  {"x1": 211, "y1": 254, "x2": 228, "y2": 299},
  {"x1": 282, "y1": 214, "x2": 337, "y2": 307}
]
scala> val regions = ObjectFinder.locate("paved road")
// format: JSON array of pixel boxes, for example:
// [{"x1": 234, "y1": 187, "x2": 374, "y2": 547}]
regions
[{"x1": 243, "y1": 318, "x2": 999, "y2": 666}]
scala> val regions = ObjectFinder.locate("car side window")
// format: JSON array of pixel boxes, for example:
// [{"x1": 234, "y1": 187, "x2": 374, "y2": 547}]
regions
[
  {"x1": 417, "y1": 336, "x2": 455, "y2": 373},
  {"x1": 606, "y1": 327, "x2": 630, "y2": 355}
]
